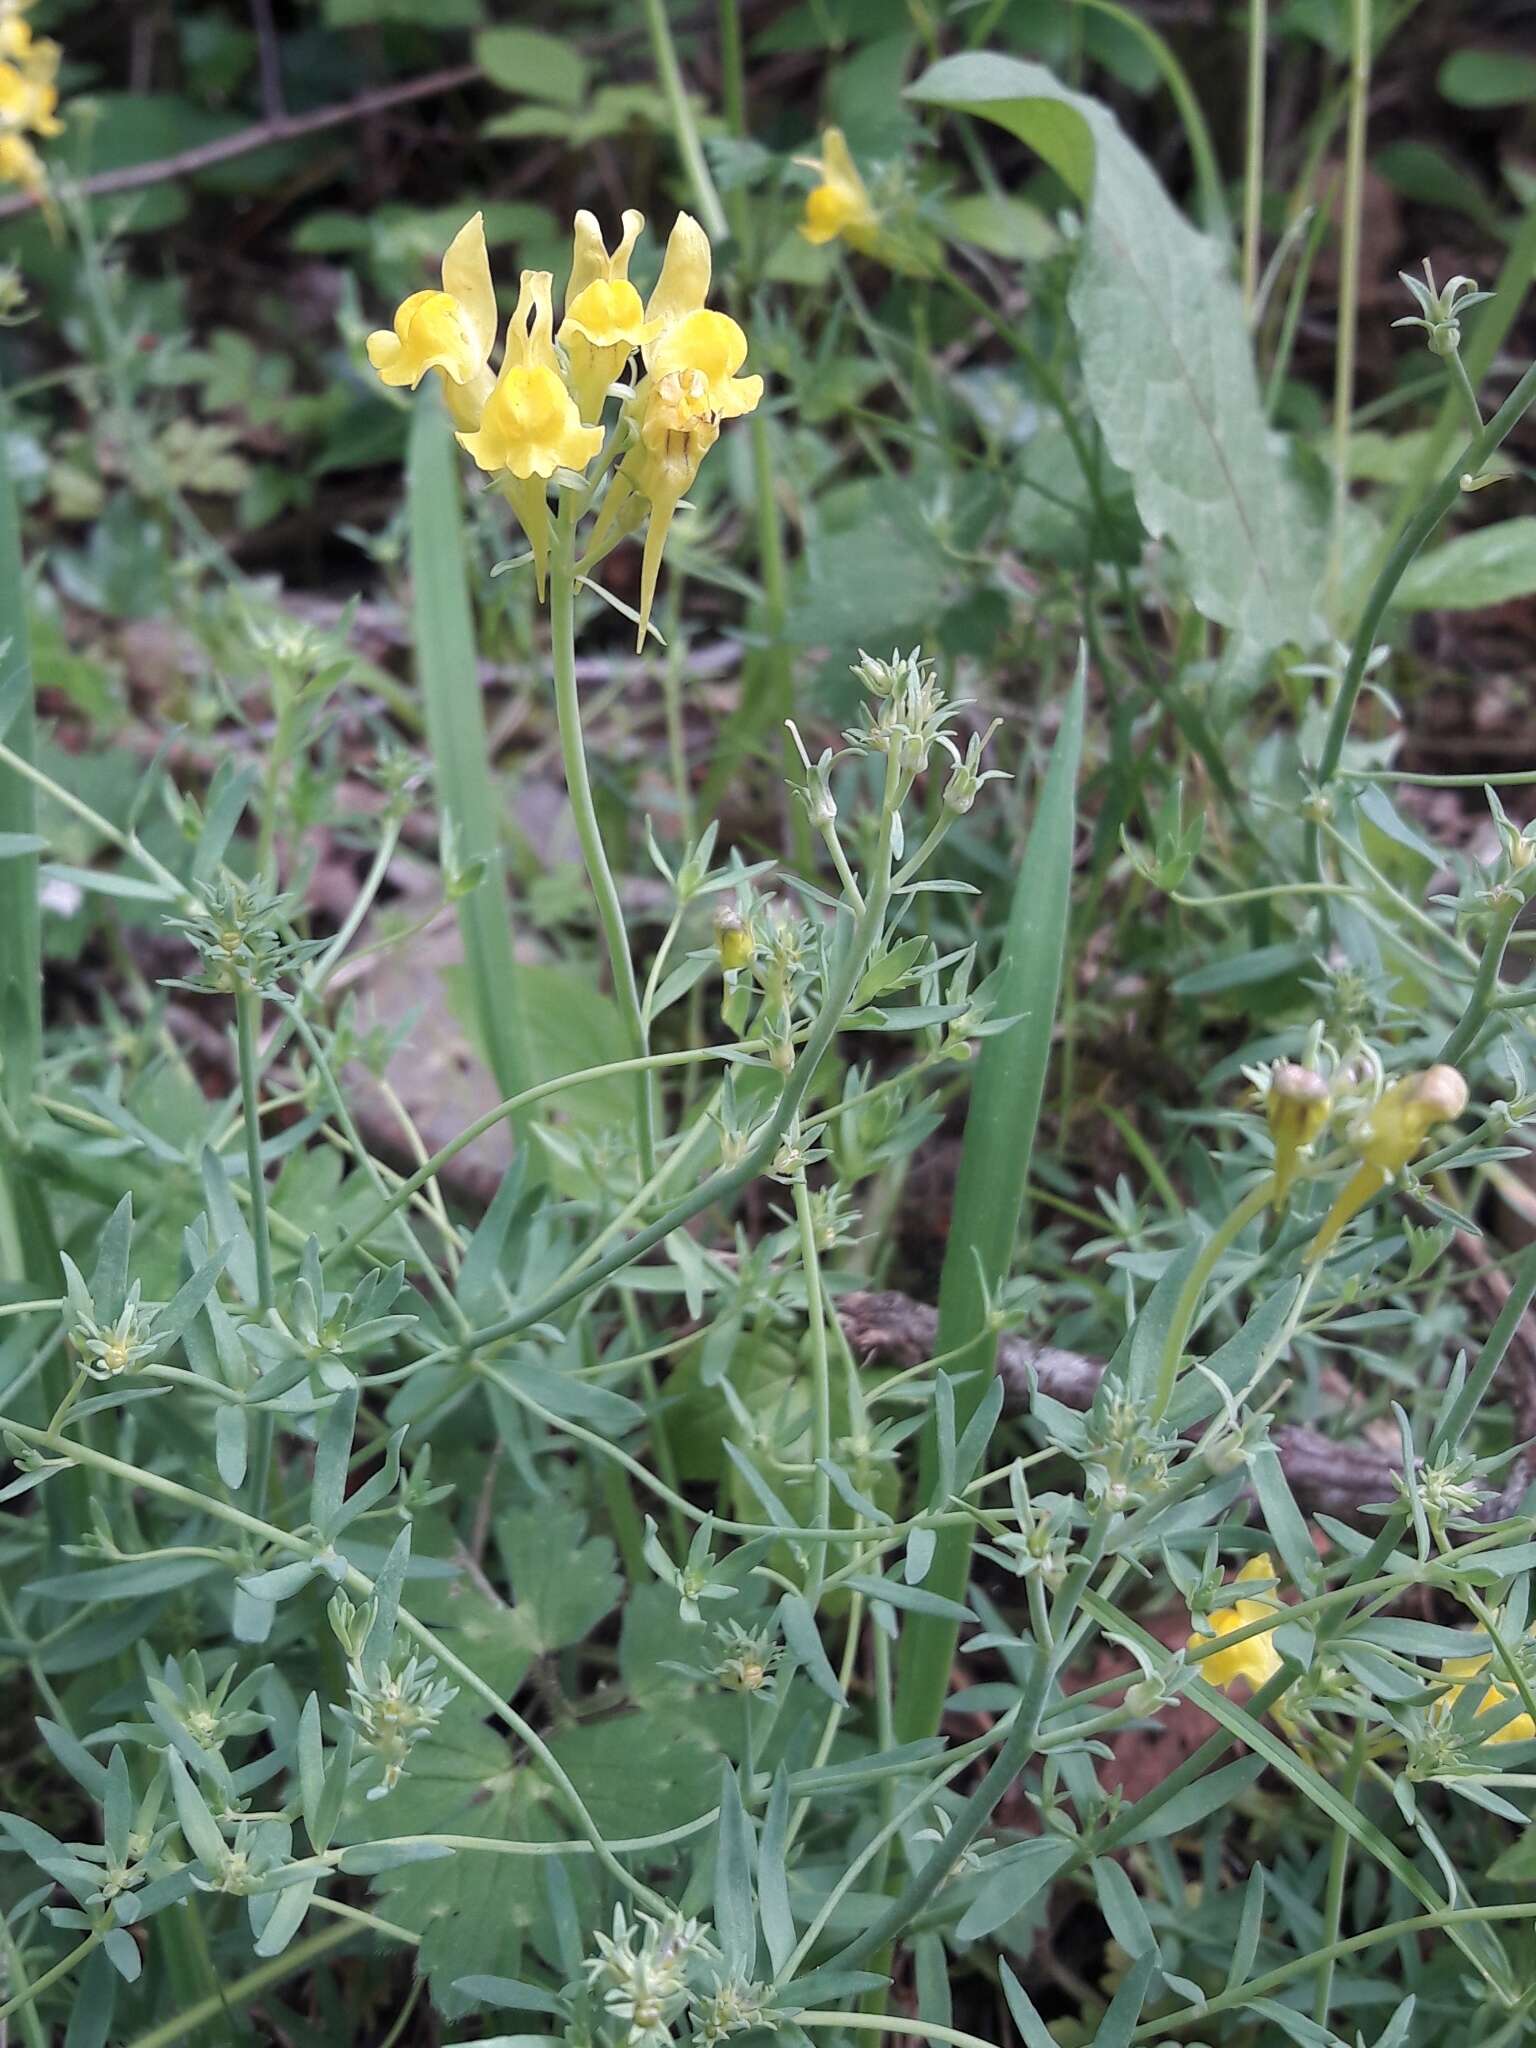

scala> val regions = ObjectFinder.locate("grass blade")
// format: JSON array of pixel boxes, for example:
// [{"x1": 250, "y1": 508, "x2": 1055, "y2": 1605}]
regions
[
  {"x1": 893, "y1": 648, "x2": 1085, "y2": 1743},
  {"x1": 407, "y1": 392, "x2": 531, "y2": 1132}
]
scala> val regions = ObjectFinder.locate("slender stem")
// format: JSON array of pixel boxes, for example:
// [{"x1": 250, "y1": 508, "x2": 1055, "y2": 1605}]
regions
[
  {"x1": 1326, "y1": 0, "x2": 1370, "y2": 619},
  {"x1": 1242, "y1": 0, "x2": 1268, "y2": 313},
  {"x1": 282, "y1": 1003, "x2": 468, "y2": 1332},
  {"x1": 1152, "y1": 1175, "x2": 1276, "y2": 1419},
  {"x1": 235, "y1": 987, "x2": 274, "y2": 1318},
  {"x1": 332, "y1": 1045, "x2": 743, "y2": 1267},
  {"x1": 1313, "y1": 1722, "x2": 1366, "y2": 2024},
  {"x1": 1439, "y1": 891, "x2": 1526, "y2": 1066},
  {"x1": 1447, "y1": 347, "x2": 1486, "y2": 440},
  {"x1": 257, "y1": 687, "x2": 299, "y2": 884},
  {"x1": 641, "y1": 0, "x2": 728, "y2": 242},
  {"x1": 0, "y1": 738, "x2": 192, "y2": 908},
  {"x1": 1134, "y1": 1905, "x2": 1536, "y2": 2041},
  {"x1": 1313, "y1": 355, "x2": 1536, "y2": 793},
  {"x1": 0, "y1": 1416, "x2": 668, "y2": 1913},
  {"x1": 794, "y1": 1167, "x2": 834, "y2": 1598},
  {"x1": 551, "y1": 502, "x2": 656, "y2": 1179},
  {"x1": 122, "y1": 1926, "x2": 358, "y2": 2048},
  {"x1": 0, "y1": 1931, "x2": 102, "y2": 2024},
  {"x1": 455, "y1": 764, "x2": 902, "y2": 1355}
]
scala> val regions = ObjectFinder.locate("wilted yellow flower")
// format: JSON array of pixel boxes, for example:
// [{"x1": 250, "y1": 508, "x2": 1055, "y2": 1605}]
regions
[
  {"x1": 1188, "y1": 1554, "x2": 1283, "y2": 1693},
  {"x1": 366, "y1": 213, "x2": 498, "y2": 431},
  {"x1": 1307, "y1": 1064, "x2": 1467, "y2": 1262},
  {"x1": 798, "y1": 128, "x2": 879, "y2": 253},
  {"x1": 1261, "y1": 1060, "x2": 1331, "y2": 1209},
  {"x1": 587, "y1": 212, "x2": 763, "y2": 649},
  {"x1": 457, "y1": 269, "x2": 603, "y2": 600},
  {"x1": 1439, "y1": 1651, "x2": 1536, "y2": 1745},
  {"x1": 714, "y1": 905, "x2": 754, "y2": 975},
  {"x1": 557, "y1": 208, "x2": 655, "y2": 423}
]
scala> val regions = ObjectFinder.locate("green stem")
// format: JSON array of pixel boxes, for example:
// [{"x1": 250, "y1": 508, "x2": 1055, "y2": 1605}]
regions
[
  {"x1": 1314, "y1": 355, "x2": 1536, "y2": 794},
  {"x1": 1134, "y1": 1905, "x2": 1536, "y2": 2041},
  {"x1": 1447, "y1": 347, "x2": 1486, "y2": 440},
  {"x1": 1313, "y1": 1721, "x2": 1366, "y2": 2024},
  {"x1": 1439, "y1": 891, "x2": 1525, "y2": 1066},
  {"x1": 0, "y1": 1931, "x2": 102, "y2": 2024},
  {"x1": 1152, "y1": 1175, "x2": 1276, "y2": 1419},
  {"x1": 551, "y1": 503, "x2": 656, "y2": 1179},
  {"x1": 642, "y1": 0, "x2": 728, "y2": 242},
  {"x1": 0, "y1": 1416, "x2": 667, "y2": 1913},
  {"x1": 456, "y1": 762, "x2": 902, "y2": 1354},
  {"x1": 1242, "y1": 0, "x2": 1268, "y2": 310},
  {"x1": 1326, "y1": 0, "x2": 1370, "y2": 619},
  {"x1": 793, "y1": 1168, "x2": 834, "y2": 1598},
  {"x1": 235, "y1": 986, "x2": 275, "y2": 1321}
]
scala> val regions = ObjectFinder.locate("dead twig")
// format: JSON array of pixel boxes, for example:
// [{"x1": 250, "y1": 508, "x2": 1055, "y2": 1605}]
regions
[
  {"x1": 836, "y1": 1287, "x2": 1533, "y2": 1524},
  {"x1": 0, "y1": 63, "x2": 479, "y2": 222}
]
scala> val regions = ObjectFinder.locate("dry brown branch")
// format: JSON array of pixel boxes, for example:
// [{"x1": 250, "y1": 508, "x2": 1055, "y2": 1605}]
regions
[
  {"x1": 836, "y1": 1287, "x2": 1532, "y2": 1523},
  {"x1": 0, "y1": 64, "x2": 478, "y2": 223}
]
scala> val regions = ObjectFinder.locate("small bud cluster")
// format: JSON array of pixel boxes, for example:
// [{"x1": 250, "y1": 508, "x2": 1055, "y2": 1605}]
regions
[
  {"x1": 1393, "y1": 259, "x2": 1491, "y2": 359},
  {"x1": 337, "y1": 1651, "x2": 457, "y2": 1800}
]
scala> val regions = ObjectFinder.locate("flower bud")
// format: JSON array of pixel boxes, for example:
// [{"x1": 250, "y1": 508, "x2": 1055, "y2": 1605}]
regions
[
  {"x1": 713, "y1": 905, "x2": 754, "y2": 975},
  {"x1": 1308, "y1": 1064, "x2": 1468, "y2": 1261},
  {"x1": 1264, "y1": 1060, "x2": 1330, "y2": 1206}
]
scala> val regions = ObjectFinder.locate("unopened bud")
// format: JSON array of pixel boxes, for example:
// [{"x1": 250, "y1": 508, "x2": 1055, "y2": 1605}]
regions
[
  {"x1": 714, "y1": 905, "x2": 754, "y2": 975},
  {"x1": 1263, "y1": 1061, "x2": 1330, "y2": 1207}
]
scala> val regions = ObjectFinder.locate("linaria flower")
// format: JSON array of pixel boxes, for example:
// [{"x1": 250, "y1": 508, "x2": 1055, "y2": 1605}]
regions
[
  {"x1": 1188, "y1": 1554, "x2": 1282, "y2": 1693},
  {"x1": 798, "y1": 127, "x2": 879, "y2": 252},
  {"x1": 1307, "y1": 1064, "x2": 1467, "y2": 1261},
  {"x1": 558, "y1": 208, "x2": 656, "y2": 422},
  {"x1": 366, "y1": 212, "x2": 499, "y2": 431}
]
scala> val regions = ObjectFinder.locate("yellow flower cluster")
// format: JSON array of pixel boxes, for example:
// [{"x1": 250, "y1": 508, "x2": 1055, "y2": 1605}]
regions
[
  {"x1": 1252, "y1": 1056, "x2": 1468, "y2": 1260},
  {"x1": 0, "y1": 0, "x2": 63, "y2": 197},
  {"x1": 366, "y1": 208, "x2": 762, "y2": 643}
]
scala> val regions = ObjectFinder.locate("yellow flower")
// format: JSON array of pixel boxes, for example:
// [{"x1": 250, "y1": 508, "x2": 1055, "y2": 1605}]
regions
[
  {"x1": 0, "y1": 125, "x2": 41, "y2": 194},
  {"x1": 0, "y1": 36, "x2": 59, "y2": 136},
  {"x1": 1262, "y1": 1060, "x2": 1330, "y2": 1209},
  {"x1": 366, "y1": 212, "x2": 498, "y2": 432},
  {"x1": 457, "y1": 269, "x2": 603, "y2": 600},
  {"x1": 587, "y1": 212, "x2": 763, "y2": 649},
  {"x1": 457, "y1": 270, "x2": 603, "y2": 481},
  {"x1": 557, "y1": 208, "x2": 656, "y2": 422},
  {"x1": 798, "y1": 128, "x2": 879, "y2": 252},
  {"x1": 1439, "y1": 1652, "x2": 1536, "y2": 1745},
  {"x1": 1307, "y1": 1065, "x2": 1467, "y2": 1262},
  {"x1": 1188, "y1": 1554, "x2": 1283, "y2": 1693}
]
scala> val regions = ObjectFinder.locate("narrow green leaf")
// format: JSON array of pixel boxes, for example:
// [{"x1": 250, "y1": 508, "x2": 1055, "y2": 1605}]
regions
[
  {"x1": 778, "y1": 1593, "x2": 847, "y2": 1707},
  {"x1": 714, "y1": 1762, "x2": 756, "y2": 1977},
  {"x1": 1097, "y1": 1950, "x2": 1159, "y2": 2047},
  {"x1": 758, "y1": 1767, "x2": 795, "y2": 1977},
  {"x1": 1117, "y1": 1755, "x2": 1265, "y2": 1843},
  {"x1": 956, "y1": 1837, "x2": 1074, "y2": 1941},
  {"x1": 0, "y1": 399, "x2": 40, "y2": 1120},
  {"x1": 310, "y1": 1384, "x2": 359, "y2": 1538},
  {"x1": 90, "y1": 1194, "x2": 134, "y2": 1325},
  {"x1": 897, "y1": 651, "x2": 1085, "y2": 1743},
  {"x1": 408, "y1": 394, "x2": 530, "y2": 1121},
  {"x1": 841, "y1": 1576, "x2": 973, "y2": 1623},
  {"x1": 1000, "y1": 1960, "x2": 1058, "y2": 2048},
  {"x1": 166, "y1": 1750, "x2": 227, "y2": 1870}
]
